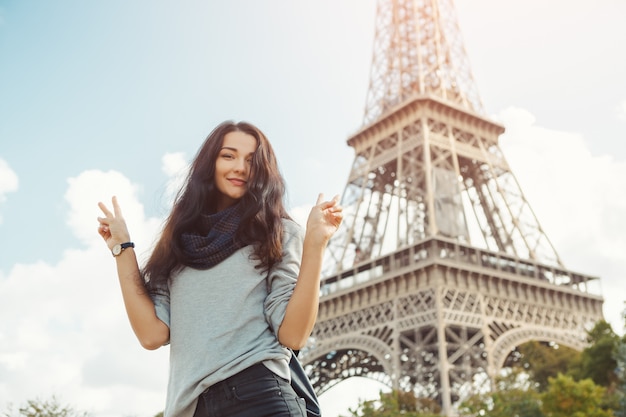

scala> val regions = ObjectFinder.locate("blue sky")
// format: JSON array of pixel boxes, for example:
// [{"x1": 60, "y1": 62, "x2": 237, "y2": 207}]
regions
[{"x1": 1, "y1": 1, "x2": 626, "y2": 416}]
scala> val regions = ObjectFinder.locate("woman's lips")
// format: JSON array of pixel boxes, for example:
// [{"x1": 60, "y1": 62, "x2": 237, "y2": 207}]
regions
[{"x1": 228, "y1": 178, "x2": 246, "y2": 186}]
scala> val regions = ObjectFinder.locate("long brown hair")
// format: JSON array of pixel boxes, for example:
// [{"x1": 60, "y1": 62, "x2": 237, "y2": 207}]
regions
[{"x1": 143, "y1": 121, "x2": 290, "y2": 290}]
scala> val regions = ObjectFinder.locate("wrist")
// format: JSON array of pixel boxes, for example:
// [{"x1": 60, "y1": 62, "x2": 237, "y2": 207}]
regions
[
  {"x1": 111, "y1": 241, "x2": 135, "y2": 257},
  {"x1": 304, "y1": 232, "x2": 329, "y2": 249}
]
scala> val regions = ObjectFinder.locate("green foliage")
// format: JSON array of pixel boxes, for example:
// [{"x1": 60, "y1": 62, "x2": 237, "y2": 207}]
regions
[
  {"x1": 513, "y1": 340, "x2": 580, "y2": 391},
  {"x1": 461, "y1": 388, "x2": 543, "y2": 417},
  {"x1": 617, "y1": 346, "x2": 626, "y2": 416},
  {"x1": 460, "y1": 368, "x2": 618, "y2": 417},
  {"x1": 614, "y1": 309, "x2": 626, "y2": 417},
  {"x1": 569, "y1": 320, "x2": 620, "y2": 388},
  {"x1": 1, "y1": 396, "x2": 89, "y2": 417},
  {"x1": 459, "y1": 369, "x2": 543, "y2": 417},
  {"x1": 508, "y1": 321, "x2": 619, "y2": 394},
  {"x1": 342, "y1": 389, "x2": 441, "y2": 417},
  {"x1": 541, "y1": 374, "x2": 613, "y2": 417}
]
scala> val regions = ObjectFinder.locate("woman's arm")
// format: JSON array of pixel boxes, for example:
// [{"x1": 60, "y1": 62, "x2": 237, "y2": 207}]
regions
[
  {"x1": 97, "y1": 196, "x2": 170, "y2": 350},
  {"x1": 277, "y1": 194, "x2": 343, "y2": 349}
]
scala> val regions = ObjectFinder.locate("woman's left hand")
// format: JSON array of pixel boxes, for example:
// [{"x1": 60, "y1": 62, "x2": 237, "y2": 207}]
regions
[{"x1": 305, "y1": 193, "x2": 343, "y2": 246}]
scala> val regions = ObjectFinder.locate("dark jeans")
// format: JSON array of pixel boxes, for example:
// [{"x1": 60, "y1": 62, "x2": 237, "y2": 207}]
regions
[{"x1": 193, "y1": 362, "x2": 307, "y2": 417}]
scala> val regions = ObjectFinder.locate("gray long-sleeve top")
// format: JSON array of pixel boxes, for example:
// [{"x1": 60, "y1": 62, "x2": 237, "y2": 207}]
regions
[{"x1": 152, "y1": 219, "x2": 304, "y2": 417}]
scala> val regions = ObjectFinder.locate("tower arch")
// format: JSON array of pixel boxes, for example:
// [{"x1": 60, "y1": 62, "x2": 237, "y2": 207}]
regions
[
  {"x1": 302, "y1": 335, "x2": 395, "y2": 395},
  {"x1": 491, "y1": 327, "x2": 588, "y2": 372}
]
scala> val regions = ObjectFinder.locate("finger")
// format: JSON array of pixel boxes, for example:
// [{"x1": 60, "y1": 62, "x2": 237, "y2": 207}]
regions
[
  {"x1": 329, "y1": 195, "x2": 342, "y2": 210},
  {"x1": 320, "y1": 195, "x2": 341, "y2": 209},
  {"x1": 112, "y1": 196, "x2": 123, "y2": 218},
  {"x1": 98, "y1": 201, "x2": 112, "y2": 217},
  {"x1": 97, "y1": 224, "x2": 109, "y2": 238},
  {"x1": 315, "y1": 193, "x2": 325, "y2": 206},
  {"x1": 329, "y1": 207, "x2": 343, "y2": 217}
]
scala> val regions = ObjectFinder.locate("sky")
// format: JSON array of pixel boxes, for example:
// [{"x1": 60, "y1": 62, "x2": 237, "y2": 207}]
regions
[{"x1": 1, "y1": 0, "x2": 625, "y2": 416}]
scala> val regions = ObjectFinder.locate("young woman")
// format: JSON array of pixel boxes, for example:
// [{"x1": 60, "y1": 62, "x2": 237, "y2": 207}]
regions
[{"x1": 97, "y1": 121, "x2": 342, "y2": 417}]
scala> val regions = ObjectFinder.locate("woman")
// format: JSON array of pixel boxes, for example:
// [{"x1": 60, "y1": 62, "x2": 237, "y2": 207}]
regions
[{"x1": 97, "y1": 121, "x2": 342, "y2": 417}]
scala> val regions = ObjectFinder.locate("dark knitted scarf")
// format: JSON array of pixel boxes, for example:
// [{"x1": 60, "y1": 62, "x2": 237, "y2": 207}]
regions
[{"x1": 180, "y1": 203, "x2": 246, "y2": 269}]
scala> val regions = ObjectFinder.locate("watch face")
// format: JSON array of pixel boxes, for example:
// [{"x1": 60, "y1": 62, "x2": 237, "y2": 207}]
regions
[{"x1": 112, "y1": 244, "x2": 122, "y2": 256}]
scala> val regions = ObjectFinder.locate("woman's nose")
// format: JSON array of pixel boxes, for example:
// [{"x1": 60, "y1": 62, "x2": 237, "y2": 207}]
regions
[{"x1": 233, "y1": 157, "x2": 247, "y2": 173}]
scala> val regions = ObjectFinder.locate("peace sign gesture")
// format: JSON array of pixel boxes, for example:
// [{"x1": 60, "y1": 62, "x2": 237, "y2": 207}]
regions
[{"x1": 97, "y1": 196, "x2": 132, "y2": 251}]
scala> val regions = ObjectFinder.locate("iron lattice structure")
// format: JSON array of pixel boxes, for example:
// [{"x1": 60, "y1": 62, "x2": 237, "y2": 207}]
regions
[
  {"x1": 300, "y1": 0, "x2": 605, "y2": 416},
  {"x1": 363, "y1": 0, "x2": 484, "y2": 125}
]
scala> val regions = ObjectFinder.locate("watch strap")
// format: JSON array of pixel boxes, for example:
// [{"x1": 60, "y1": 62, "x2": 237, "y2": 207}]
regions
[
  {"x1": 120, "y1": 242, "x2": 135, "y2": 250},
  {"x1": 112, "y1": 241, "x2": 135, "y2": 257}
]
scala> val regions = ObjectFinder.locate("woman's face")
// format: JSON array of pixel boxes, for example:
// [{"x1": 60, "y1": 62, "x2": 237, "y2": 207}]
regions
[{"x1": 214, "y1": 130, "x2": 257, "y2": 211}]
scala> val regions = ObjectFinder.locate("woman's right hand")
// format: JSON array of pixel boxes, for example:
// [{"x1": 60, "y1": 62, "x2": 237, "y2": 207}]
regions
[
  {"x1": 97, "y1": 196, "x2": 131, "y2": 251},
  {"x1": 304, "y1": 193, "x2": 343, "y2": 246}
]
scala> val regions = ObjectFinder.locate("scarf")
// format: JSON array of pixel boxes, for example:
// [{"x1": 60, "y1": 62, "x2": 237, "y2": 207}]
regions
[{"x1": 180, "y1": 203, "x2": 246, "y2": 269}]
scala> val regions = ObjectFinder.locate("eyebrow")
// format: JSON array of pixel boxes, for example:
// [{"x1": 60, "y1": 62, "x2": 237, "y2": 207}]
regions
[{"x1": 220, "y1": 146, "x2": 255, "y2": 156}]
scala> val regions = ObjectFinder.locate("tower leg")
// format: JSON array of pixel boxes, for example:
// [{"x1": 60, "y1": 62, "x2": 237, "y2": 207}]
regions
[{"x1": 436, "y1": 288, "x2": 453, "y2": 416}]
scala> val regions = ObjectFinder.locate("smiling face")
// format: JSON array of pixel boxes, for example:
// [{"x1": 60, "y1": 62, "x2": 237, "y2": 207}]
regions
[{"x1": 214, "y1": 130, "x2": 257, "y2": 211}]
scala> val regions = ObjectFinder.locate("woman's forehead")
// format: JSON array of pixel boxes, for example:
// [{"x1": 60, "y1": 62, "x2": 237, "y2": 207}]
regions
[{"x1": 221, "y1": 131, "x2": 258, "y2": 153}]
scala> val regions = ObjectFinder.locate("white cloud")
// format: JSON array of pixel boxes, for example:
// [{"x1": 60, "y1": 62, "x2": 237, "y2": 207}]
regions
[
  {"x1": 617, "y1": 100, "x2": 626, "y2": 121},
  {"x1": 0, "y1": 170, "x2": 169, "y2": 416},
  {"x1": 0, "y1": 158, "x2": 18, "y2": 198},
  {"x1": 0, "y1": 158, "x2": 19, "y2": 223},
  {"x1": 497, "y1": 106, "x2": 626, "y2": 334},
  {"x1": 161, "y1": 152, "x2": 187, "y2": 177}
]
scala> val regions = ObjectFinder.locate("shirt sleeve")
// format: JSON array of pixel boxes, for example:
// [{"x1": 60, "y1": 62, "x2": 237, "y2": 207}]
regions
[
  {"x1": 150, "y1": 282, "x2": 171, "y2": 329},
  {"x1": 264, "y1": 220, "x2": 304, "y2": 335}
]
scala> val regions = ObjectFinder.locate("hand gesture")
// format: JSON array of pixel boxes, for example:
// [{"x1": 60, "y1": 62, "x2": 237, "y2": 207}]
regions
[
  {"x1": 97, "y1": 196, "x2": 132, "y2": 251},
  {"x1": 305, "y1": 194, "x2": 343, "y2": 246}
]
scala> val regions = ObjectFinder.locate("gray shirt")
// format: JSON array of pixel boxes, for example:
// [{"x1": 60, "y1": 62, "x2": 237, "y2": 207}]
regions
[{"x1": 152, "y1": 219, "x2": 304, "y2": 417}]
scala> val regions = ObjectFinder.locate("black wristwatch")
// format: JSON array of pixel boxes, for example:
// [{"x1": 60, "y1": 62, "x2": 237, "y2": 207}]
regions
[{"x1": 111, "y1": 242, "x2": 135, "y2": 257}]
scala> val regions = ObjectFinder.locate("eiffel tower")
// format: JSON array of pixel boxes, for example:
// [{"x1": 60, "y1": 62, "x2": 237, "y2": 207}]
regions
[{"x1": 300, "y1": 0, "x2": 605, "y2": 415}]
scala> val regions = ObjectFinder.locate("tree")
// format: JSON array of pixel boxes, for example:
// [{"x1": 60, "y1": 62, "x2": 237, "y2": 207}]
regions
[
  {"x1": 613, "y1": 308, "x2": 626, "y2": 417},
  {"x1": 459, "y1": 368, "x2": 543, "y2": 417},
  {"x1": 461, "y1": 388, "x2": 543, "y2": 417},
  {"x1": 511, "y1": 340, "x2": 580, "y2": 391},
  {"x1": 342, "y1": 389, "x2": 441, "y2": 417},
  {"x1": 569, "y1": 320, "x2": 620, "y2": 388},
  {"x1": 541, "y1": 374, "x2": 613, "y2": 417},
  {"x1": 1, "y1": 396, "x2": 89, "y2": 417}
]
